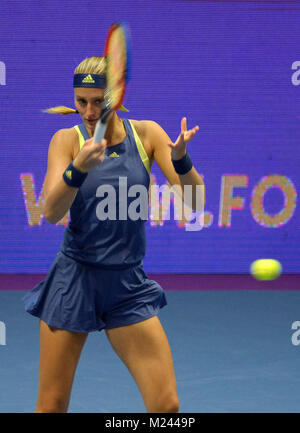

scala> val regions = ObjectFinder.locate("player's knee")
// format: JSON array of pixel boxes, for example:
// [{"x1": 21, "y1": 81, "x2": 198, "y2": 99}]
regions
[
  {"x1": 150, "y1": 392, "x2": 179, "y2": 413},
  {"x1": 163, "y1": 395, "x2": 180, "y2": 413},
  {"x1": 35, "y1": 393, "x2": 69, "y2": 413}
]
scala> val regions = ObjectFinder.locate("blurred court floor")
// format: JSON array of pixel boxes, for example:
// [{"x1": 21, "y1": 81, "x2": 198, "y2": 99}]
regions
[{"x1": 0, "y1": 284, "x2": 300, "y2": 413}]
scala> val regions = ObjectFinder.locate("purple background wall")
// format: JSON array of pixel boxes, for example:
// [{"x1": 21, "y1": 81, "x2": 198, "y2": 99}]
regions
[{"x1": 0, "y1": 0, "x2": 299, "y2": 274}]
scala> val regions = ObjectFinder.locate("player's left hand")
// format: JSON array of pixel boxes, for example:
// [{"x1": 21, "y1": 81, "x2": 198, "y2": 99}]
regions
[{"x1": 168, "y1": 117, "x2": 199, "y2": 160}]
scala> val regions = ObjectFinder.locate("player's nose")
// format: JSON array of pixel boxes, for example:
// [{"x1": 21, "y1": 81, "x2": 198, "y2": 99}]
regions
[{"x1": 85, "y1": 102, "x2": 98, "y2": 116}]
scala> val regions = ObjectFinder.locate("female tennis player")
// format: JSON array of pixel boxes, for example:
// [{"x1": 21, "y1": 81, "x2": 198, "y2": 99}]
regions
[{"x1": 23, "y1": 56, "x2": 205, "y2": 413}]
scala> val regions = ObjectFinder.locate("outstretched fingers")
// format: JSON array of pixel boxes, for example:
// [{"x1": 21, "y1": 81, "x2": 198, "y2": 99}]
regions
[{"x1": 181, "y1": 117, "x2": 187, "y2": 134}]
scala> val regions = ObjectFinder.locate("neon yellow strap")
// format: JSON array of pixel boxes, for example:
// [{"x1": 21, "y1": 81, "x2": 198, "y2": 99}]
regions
[
  {"x1": 74, "y1": 125, "x2": 86, "y2": 150},
  {"x1": 129, "y1": 120, "x2": 151, "y2": 176}
]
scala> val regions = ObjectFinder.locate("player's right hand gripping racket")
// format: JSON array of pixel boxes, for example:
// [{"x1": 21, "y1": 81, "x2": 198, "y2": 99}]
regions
[{"x1": 93, "y1": 22, "x2": 131, "y2": 144}]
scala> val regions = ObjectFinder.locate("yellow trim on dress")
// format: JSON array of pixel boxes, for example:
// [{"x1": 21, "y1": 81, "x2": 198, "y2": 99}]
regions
[
  {"x1": 74, "y1": 125, "x2": 86, "y2": 150},
  {"x1": 128, "y1": 120, "x2": 152, "y2": 176}
]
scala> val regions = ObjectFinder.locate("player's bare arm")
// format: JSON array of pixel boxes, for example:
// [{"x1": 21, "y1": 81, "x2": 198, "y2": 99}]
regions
[
  {"x1": 43, "y1": 128, "x2": 107, "y2": 224},
  {"x1": 42, "y1": 128, "x2": 78, "y2": 224}
]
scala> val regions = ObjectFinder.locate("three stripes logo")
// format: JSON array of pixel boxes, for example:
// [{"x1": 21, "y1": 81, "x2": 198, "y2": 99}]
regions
[
  {"x1": 109, "y1": 152, "x2": 120, "y2": 158},
  {"x1": 82, "y1": 74, "x2": 95, "y2": 84}
]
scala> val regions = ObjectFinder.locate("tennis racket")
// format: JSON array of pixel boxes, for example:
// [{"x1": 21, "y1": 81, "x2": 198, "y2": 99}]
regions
[{"x1": 93, "y1": 21, "x2": 131, "y2": 144}]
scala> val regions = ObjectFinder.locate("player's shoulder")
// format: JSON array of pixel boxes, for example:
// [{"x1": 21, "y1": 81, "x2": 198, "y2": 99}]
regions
[
  {"x1": 129, "y1": 119, "x2": 163, "y2": 140},
  {"x1": 51, "y1": 126, "x2": 78, "y2": 140},
  {"x1": 49, "y1": 127, "x2": 78, "y2": 158}
]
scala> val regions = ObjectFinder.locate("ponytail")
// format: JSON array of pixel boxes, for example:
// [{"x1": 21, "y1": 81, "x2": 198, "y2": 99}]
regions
[{"x1": 41, "y1": 106, "x2": 78, "y2": 115}]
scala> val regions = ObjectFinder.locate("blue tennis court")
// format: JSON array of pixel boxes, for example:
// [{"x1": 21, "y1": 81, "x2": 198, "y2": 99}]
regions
[{"x1": 1, "y1": 283, "x2": 300, "y2": 413}]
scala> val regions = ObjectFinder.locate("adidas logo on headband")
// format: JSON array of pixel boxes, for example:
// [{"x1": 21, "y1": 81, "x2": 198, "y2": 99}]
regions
[{"x1": 82, "y1": 74, "x2": 95, "y2": 84}]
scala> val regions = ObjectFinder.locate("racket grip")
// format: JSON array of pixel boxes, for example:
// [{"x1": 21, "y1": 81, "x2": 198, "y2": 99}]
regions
[{"x1": 93, "y1": 120, "x2": 108, "y2": 144}]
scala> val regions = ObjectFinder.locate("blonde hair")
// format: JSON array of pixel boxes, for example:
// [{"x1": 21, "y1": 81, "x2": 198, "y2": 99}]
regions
[{"x1": 42, "y1": 56, "x2": 106, "y2": 115}]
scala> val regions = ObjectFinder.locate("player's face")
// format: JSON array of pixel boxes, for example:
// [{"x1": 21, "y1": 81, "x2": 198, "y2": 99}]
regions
[{"x1": 74, "y1": 88, "x2": 105, "y2": 129}]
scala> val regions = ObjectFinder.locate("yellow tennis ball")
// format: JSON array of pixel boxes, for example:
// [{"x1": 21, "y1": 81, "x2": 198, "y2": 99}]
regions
[{"x1": 250, "y1": 259, "x2": 282, "y2": 281}]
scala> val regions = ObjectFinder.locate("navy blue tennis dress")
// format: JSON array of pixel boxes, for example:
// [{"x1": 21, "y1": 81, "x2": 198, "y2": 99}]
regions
[{"x1": 23, "y1": 119, "x2": 167, "y2": 332}]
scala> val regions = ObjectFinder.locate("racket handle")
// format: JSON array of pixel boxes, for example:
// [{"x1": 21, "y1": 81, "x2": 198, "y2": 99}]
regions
[
  {"x1": 93, "y1": 104, "x2": 111, "y2": 144},
  {"x1": 93, "y1": 119, "x2": 107, "y2": 144}
]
